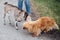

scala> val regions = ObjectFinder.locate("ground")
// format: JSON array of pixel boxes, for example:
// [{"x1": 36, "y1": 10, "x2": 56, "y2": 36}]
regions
[{"x1": 0, "y1": 0, "x2": 60, "y2": 40}]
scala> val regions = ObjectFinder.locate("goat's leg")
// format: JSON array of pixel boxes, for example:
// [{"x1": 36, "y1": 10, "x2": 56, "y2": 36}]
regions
[
  {"x1": 8, "y1": 13, "x2": 11, "y2": 24},
  {"x1": 3, "y1": 7, "x2": 6, "y2": 25},
  {"x1": 3, "y1": 13, "x2": 6, "y2": 25},
  {"x1": 15, "y1": 21, "x2": 18, "y2": 30}
]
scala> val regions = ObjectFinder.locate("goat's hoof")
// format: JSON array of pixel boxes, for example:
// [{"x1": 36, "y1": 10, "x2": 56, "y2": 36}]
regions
[
  {"x1": 4, "y1": 23, "x2": 6, "y2": 25},
  {"x1": 16, "y1": 28, "x2": 18, "y2": 30},
  {"x1": 9, "y1": 23, "x2": 11, "y2": 24},
  {"x1": 16, "y1": 27, "x2": 18, "y2": 30}
]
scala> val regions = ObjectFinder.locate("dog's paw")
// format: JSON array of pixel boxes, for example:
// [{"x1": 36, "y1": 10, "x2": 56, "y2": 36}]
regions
[
  {"x1": 32, "y1": 33, "x2": 39, "y2": 37},
  {"x1": 44, "y1": 31, "x2": 47, "y2": 33}
]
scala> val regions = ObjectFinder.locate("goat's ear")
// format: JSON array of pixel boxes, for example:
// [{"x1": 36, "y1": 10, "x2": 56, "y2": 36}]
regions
[
  {"x1": 21, "y1": 10, "x2": 24, "y2": 12},
  {"x1": 19, "y1": 12, "x2": 21, "y2": 14},
  {"x1": 19, "y1": 10, "x2": 24, "y2": 14},
  {"x1": 26, "y1": 16, "x2": 32, "y2": 22}
]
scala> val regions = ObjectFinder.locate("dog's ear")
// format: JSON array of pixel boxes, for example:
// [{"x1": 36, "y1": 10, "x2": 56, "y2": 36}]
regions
[{"x1": 29, "y1": 22, "x2": 35, "y2": 28}]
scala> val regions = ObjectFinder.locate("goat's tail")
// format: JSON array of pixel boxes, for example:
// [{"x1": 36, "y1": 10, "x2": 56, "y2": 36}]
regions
[{"x1": 4, "y1": 2, "x2": 8, "y2": 5}]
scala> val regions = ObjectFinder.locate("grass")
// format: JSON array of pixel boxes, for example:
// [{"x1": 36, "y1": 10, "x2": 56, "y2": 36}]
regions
[{"x1": 33, "y1": 0, "x2": 60, "y2": 25}]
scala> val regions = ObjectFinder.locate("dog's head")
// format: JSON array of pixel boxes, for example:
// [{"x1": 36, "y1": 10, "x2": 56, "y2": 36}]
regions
[
  {"x1": 23, "y1": 22, "x2": 31, "y2": 29},
  {"x1": 23, "y1": 22, "x2": 33, "y2": 31}
]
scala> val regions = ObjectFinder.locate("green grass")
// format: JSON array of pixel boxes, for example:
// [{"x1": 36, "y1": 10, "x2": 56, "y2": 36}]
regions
[{"x1": 33, "y1": 0, "x2": 60, "y2": 25}]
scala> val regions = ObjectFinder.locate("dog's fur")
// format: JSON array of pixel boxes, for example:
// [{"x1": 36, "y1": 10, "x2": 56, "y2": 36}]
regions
[
  {"x1": 23, "y1": 16, "x2": 59, "y2": 37},
  {"x1": 3, "y1": 2, "x2": 28, "y2": 30}
]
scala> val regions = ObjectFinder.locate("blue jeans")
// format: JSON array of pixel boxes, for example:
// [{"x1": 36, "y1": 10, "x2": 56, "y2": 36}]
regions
[{"x1": 18, "y1": 0, "x2": 31, "y2": 14}]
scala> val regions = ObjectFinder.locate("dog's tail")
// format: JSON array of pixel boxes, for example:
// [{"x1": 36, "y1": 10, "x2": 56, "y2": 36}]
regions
[{"x1": 4, "y1": 2, "x2": 8, "y2": 5}]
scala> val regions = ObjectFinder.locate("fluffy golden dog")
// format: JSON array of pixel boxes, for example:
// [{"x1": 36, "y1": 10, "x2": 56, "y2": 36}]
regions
[{"x1": 23, "y1": 16, "x2": 59, "y2": 37}]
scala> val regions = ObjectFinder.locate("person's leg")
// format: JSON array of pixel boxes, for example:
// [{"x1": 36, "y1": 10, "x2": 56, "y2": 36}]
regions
[
  {"x1": 18, "y1": 0, "x2": 23, "y2": 10},
  {"x1": 25, "y1": 0, "x2": 31, "y2": 15},
  {"x1": 24, "y1": 0, "x2": 31, "y2": 20}
]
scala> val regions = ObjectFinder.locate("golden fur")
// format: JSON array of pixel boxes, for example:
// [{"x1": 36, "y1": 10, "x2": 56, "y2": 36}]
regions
[{"x1": 23, "y1": 16, "x2": 59, "y2": 37}]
